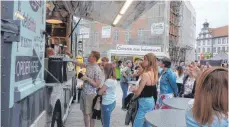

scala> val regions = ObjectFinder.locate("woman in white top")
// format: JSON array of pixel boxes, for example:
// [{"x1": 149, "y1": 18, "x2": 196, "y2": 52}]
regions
[
  {"x1": 176, "y1": 66, "x2": 184, "y2": 93},
  {"x1": 98, "y1": 63, "x2": 117, "y2": 127}
]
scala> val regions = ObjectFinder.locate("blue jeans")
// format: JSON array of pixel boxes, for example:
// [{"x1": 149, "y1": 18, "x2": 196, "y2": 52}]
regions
[
  {"x1": 120, "y1": 82, "x2": 128, "y2": 107},
  {"x1": 133, "y1": 97, "x2": 155, "y2": 127},
  {"x1": 101, "y1": 101, "x2": 116, "y2": 127}
]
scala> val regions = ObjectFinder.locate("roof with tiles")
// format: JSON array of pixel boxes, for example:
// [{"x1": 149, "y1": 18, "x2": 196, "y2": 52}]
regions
[{"x1": 208, "y1": 25, "x2": 228, "y2": 38}]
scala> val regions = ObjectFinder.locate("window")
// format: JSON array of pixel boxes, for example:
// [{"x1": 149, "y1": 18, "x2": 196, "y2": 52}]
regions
[
  {"x1": 203, "y1": 48, "x2": 205, "y2": 53},
  {"x1": 137, "y1": 28, "x2": 144, "y2": 39},
  {"x1": 198, "y1": 56, "x2": 200, "y2": 60},
  {"x1": 222, "y1": 47, "x2": 225, "y2": 52},
  {"x1": 218, "y1": 38, "x2": 221, "y2": 44},
  {"x1": 113, "y1": 30, "x2": 119, "y2": 41},
  {"x1": 203, "y1": 40, "x2": 205, "y2": 45},
  {"x1": 213, "y1": 47, "x2": 216, "y2": 53},
  {"x1": 222, "y1": 38, "x2": 225, "y2": 44},
  {"x1": 198, "y1": 48, "x2": 200, "y2": 53},
  {"x1": 207, "y1": 48, "x2": 210, "y2": 52},
  {"x1": 207, "y1": 40, "x2": 210, "y2": 45},
  {"x1": 212, "y1": 39, "x2": 215, "y2": 45},
  {"x1": 125, "y1": 31, "x2": 131, "y2": 42},
  {"x1": 199, "y1": 41, "x2": 201, "y2": 46},
  {"x1": 203, "y1": 34, "x2": 206, "y2": 38},
  {"x1": 218, "y1": 47, "x2": 221, "y2": 53}
]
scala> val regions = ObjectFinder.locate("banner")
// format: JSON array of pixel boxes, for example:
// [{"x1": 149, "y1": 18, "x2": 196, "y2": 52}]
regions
[
  {"x1": 151, "y1": 22, "x2": 164, "y2": 35},
  {"x1": 102, "y1": 26, "x2": 111, "y2": 38},
  {"x1": 79, "y1": 26, "x2": 89, "y2": 38},
  {"x1": 116, "y1": 44, "x2": 161, "y2": 53}
]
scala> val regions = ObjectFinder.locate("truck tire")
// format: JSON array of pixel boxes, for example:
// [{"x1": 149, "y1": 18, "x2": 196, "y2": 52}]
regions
[{"x1": 51, "y1": 100, "x2": 62, "y2": 127}]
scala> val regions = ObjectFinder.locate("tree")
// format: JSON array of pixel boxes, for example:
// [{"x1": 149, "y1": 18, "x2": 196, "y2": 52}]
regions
[{"x1": 204, "y1": 52, "x2": 212, "y2": 59}]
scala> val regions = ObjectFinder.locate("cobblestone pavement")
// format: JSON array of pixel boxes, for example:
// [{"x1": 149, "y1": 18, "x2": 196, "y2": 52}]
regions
[{"x1": 64, "y1": 82, "x2": 131, "y2": 127}]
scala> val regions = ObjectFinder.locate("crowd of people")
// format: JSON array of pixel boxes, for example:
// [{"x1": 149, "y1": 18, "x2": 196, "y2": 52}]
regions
[{"x1": 74, "y1": 50, "x2": 228, "y2": 127}]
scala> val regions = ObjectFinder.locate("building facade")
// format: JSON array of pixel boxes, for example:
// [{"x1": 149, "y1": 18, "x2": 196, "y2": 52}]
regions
[
  {"x1": 196, "y1": 22, "x2": 228, "y2": 60},
  {"x1": 78, "y1": 1, "x2": 170, "y2": 57},
  {"x1": 77, "y1": 1, "x2": 195, "y2": 63},
  {"x1": 168, "y1": 1, "x2": 196, "y2": 64},
  {"x1": 179, "y1": 1, "x2": 196, "y2": 62}
]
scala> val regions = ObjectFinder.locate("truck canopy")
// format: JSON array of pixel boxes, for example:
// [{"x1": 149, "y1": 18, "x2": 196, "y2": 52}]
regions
[{"x1": 54, "y1": 1, "x2": 157, "y2": 27}]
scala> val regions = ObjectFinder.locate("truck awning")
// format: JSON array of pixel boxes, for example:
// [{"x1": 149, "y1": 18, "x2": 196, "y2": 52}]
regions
[{"x1": 58, "y1": 1, "x2": 157, "y2": 28}]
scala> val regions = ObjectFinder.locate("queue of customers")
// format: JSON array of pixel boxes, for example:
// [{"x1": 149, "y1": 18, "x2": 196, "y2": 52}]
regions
[{"x1": 74, "y1": 51, "x2": 228, "y2": 127}]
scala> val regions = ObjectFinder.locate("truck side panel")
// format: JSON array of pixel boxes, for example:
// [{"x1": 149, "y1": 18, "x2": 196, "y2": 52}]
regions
[
  {"x1": 1, "y1": 1, "x2": 47, "y2": 127},
  {"x1": 1, "y1": 1, "x2": 16, "y2": 127}
]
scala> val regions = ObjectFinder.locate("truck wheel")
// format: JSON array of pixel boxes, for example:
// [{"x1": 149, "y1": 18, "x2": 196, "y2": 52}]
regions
[{"x1": 51, "y1": 100, "x2": 62, "y2": 127}]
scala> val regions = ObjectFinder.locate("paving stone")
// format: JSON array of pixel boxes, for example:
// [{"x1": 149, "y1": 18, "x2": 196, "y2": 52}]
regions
[{"x1": 64, "y1": 82, "x2": 131, "y2": 127}]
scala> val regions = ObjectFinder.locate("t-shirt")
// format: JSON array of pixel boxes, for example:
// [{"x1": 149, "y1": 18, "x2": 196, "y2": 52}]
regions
[
  {"x1": 176, "y1": 73, "x2": 184, "y2": 84},
  {"x1": 115, "y1": 67, "x2": 121, "y2": 79},
  {"x1": 102, "y1": 79, "x2": 117, "y2": 105},
  {"x1": 120, "y1": 67, "x2": 131, "y2": 83},
  {"x1": 186, "y1": 103, "x2": 228, "y2": 127},
  {"x1": 83, "y1": 63, "x2": 103, "y2": 94},
  {"x1": 183, "y1": 77, "x2": 195, "y2": 95}
]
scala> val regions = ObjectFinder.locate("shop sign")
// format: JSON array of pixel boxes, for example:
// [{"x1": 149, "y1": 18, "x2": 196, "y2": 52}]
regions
[
  {"x1": 151, "y1": 22, "x2": 164, "y2": 35},
  {"x1": 8, "y1": 1, "x2": 46, "y2": 107},
  {"x1": 102, "y1": 26, "x2": 111, "y2": 38},
  {"x1": 15, "y1": 49, "x2": 42, "y2": 82},
  {"x1": 116, "y1": 44, "x2": 161, "y2": 53},
  {"x1": 79, "y1": 26, "x2": 89, "y2": 38}
]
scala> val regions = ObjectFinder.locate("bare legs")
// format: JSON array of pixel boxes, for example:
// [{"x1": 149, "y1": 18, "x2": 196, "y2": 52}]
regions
[
  {"x1": 90, "y1": 114, "x2": 95, "y2": 127},
  {"x1": 83, "y1": 113, "x2": 95, "y2": 127}
]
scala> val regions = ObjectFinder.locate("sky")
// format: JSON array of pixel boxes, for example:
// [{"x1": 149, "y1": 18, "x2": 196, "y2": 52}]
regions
[{"x1": 190, "y1": 0, "x2": 228, "y2": 36}]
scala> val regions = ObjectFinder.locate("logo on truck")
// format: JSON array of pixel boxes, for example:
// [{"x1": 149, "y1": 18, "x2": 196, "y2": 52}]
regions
[{"x1": 29, "y1": 0, "x2": 41, "y2": 12}]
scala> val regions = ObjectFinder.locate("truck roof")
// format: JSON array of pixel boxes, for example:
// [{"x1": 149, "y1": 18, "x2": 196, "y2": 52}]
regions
[{"x1": 55, "y1": 1, "x2": 157, "y2": 28}]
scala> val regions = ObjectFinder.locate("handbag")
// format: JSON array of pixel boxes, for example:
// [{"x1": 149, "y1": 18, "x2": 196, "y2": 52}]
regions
[{"x1": 125, "y1": 96, "x2": 138, "y2": 125}]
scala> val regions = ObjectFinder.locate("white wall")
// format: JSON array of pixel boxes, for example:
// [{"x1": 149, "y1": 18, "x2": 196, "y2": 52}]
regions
[{"x1": 180, "y1": 1, "x2": 196, "y2": 62}]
